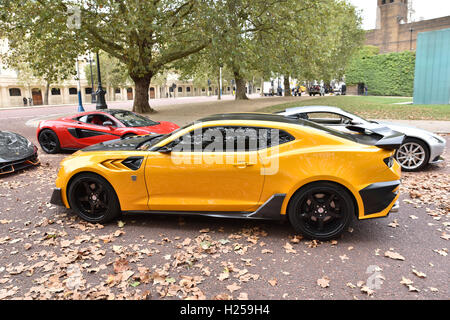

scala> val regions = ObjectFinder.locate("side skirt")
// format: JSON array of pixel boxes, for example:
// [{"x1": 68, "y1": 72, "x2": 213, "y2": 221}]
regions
[{"x1": 123, "y1": 194, "x2": 287, "y2": 221}]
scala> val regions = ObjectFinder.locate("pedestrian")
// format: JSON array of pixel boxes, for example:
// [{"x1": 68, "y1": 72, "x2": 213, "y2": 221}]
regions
[
  {"x1": 28, "y1": 97, "x2": 33, "y2": 106},
  {"x1": 364, "y1": 85, "x2": 368, "y2": 96},
  {"x1": 320, "y1": 85, "x2": 325, "y2": 96},
  {"x1": 23, "y1": 97, "x2": 28, "y2": 106}
]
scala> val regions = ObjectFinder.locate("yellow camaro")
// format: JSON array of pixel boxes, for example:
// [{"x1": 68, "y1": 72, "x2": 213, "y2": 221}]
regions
[{"x1": 50, "y1": 113, "x2": 403, "y2": 240}]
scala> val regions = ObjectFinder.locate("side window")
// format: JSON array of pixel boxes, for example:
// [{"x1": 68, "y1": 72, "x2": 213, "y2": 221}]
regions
[
  {"x1": 78, "y1": 114, "x2": 114, "y2": 126},
  {"x1": 306, "y1": 112, "x2": 351, "y2": 124},
  {"x1": 77, "y1": 115, "x2": 88, "y2": 123},
  {"x1": 169, "y1": 126, "x2": 294, "y2": 152}
]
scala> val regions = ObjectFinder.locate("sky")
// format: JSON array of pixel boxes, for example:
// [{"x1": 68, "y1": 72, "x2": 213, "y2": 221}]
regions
[{"x1": 348, "y1": 0, "x2": 450, "y2": 30}]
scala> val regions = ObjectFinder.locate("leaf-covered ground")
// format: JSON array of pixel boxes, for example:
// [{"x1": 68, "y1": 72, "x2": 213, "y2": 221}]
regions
[{"x1": 0, "y1": 136, "x2": 448, "y2": 300}]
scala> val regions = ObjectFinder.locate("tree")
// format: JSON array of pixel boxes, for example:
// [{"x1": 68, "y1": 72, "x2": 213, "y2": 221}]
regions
[
  {"x1": 257, "y1": 0, "x2": 364, "y2": 96},
  {"x1": 84, "y1": 51, "x2": 130, "y2": 91},
  {"x1": 0, "y1": 32, "x2": 78, "y2": 105},
  {"x1": 1, "y1": 0, "x2": 216, "y2": 113}
]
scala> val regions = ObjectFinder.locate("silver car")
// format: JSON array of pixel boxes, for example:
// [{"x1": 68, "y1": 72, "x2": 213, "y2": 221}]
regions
[{"x1": 277, "y1": 106, "x2": 446, "y2": 171}]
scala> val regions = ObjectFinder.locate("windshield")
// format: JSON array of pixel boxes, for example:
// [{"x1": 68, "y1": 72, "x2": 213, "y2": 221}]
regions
[{"x1": 112, "y1": 111, "x2": 159, "y2": 127}]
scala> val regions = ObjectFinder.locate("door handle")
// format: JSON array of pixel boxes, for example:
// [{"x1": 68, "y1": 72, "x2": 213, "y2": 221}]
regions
[{"x1": 233, "y1": 162, "x2": 254, "y2": 168}]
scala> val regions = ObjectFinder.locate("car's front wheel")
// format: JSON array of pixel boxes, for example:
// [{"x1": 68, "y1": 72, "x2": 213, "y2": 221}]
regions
[
  {"x1": 68, "y1": 173, "x2": 121, "y2": 223},
  {"x1": 38, "y1": 129, "x2": 61, "y2": 154},
  {"x1": 288, "y1": 182, "x2": 354, "y2": 241},
  {"x1": 395, "y1": 137, "x2": 430, "y2": 172}
]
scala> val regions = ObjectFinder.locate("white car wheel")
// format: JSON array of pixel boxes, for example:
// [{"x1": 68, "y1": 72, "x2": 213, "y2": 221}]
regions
[{"x1": 395, "y1": 138, "x2": 429, "y2": 171}]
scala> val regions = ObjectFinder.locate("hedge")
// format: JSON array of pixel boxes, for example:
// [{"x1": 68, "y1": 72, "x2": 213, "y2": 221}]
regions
[{"x1": 345, "y1": 50, "x2": 415, "y2": 96}]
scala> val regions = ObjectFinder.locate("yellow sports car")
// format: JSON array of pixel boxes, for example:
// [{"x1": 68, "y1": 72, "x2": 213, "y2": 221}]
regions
[{"x1": 50, "y1": 113, "x2": 403, "y2": 240}]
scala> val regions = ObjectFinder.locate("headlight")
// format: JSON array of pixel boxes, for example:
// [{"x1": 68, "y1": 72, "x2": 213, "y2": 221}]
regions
[{"x1": 431, "y1": 135, "x2": 445, "y2": 144}]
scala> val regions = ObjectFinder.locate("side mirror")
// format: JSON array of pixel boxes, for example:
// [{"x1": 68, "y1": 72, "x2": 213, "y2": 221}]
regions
[{"x1": 158, "y1": 146, "x2": 172, "y2": 154}]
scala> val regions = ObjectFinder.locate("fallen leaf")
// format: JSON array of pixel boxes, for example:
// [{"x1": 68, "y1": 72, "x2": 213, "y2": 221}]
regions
[
  {"x1": 384, "y1": 250, "x2": 405, "y2": 261},
  {"x1": 317, "y1": 276, "x2": 330, "y2": 288}
]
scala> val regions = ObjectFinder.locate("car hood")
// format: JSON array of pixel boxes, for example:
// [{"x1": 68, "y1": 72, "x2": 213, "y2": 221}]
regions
[
  {"x1": 139, "y1": 121, "x2": 179, "y2": 134},
  {"x1": 82, "y1": 134, "x2": 164, "y2": 152},
  {"x1": 0, "y1": 131, "x2": 35, "y2": 163}
]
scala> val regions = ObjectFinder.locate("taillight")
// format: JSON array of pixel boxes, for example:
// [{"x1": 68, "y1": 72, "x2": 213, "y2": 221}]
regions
[{"x1": 383, "y1": 156, "x2": 394, "y2": 168}]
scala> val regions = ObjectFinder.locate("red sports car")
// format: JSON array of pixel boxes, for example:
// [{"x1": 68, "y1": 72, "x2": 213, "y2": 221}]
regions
[{"x1": 37, "y1": 109, "x2": 179, "y2": 153}]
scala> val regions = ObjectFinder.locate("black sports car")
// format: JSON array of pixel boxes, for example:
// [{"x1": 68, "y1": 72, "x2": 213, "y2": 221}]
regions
[{"x1": 0, "y1": 131, "x2": 39, "y2": 175}]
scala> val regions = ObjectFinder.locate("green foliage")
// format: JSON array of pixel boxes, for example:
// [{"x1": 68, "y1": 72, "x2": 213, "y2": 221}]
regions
[
  {"x1": 346, "y1": 48, "x2": 416, "y2": 96},
  {"x1": 83, "y1": 52, "x2": 130, "y2": 89}
]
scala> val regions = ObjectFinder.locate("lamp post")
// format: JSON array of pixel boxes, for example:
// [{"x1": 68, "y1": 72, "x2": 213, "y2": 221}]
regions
[
  {"x1": 219, "y1": 66, "x2": 223, "y2": 100},
  {"x1": 171, "y1": 83, "x2": 176, "y2": 98},
  {"x1": 75, "y1": 58, "x2": 84, "y2": 112},
  {"x1": 87, "y1": 52, "x2": 96, "y2": 103},
  {"x1": 409, "y1": 27, "x2": 414, "y2": 51},
  {"x1": 95, "y1": 51, "x2": 107, "y2": 109}
]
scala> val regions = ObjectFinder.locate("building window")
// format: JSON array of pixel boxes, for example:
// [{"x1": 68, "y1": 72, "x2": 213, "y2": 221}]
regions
[
  {"x1": 227, "y1": 87, "x2": 231, "y2": 91},
  {"x1": 178, "y1": 87, "x2": 183, "y2": 92},
  {"x1": 9, "y1": 88, "x2": 21, "y2": 96},
  {"x1": 85, "y1": 87, "x2": 93, "y2": 94},
  {"x1": 51, "y1": 88, "x2": 61, "y2": 95},
  {"x1": 186, "y1": 87, "x2": 191, "y2": 92},
  {"x1": 69, "y1": 88, "x2": 77, "y2": 95},
  {"x1": 201, "y1": 88, "x2": 205, "y2": 92},
  {"x1": 115, "y1": 88, "x2": 121, "y2": 94}
]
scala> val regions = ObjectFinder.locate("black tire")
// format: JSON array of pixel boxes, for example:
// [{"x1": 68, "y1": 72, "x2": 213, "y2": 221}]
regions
[
  {"x1": 395, "y1": 137, "x2": 430, "y2": 172},
  {"x1": 38, "y1": 129, "x2": 61, "y2": 154},
  {"x1": 288, "y1": 182, "x2": 354, "y2": 241},
  {"x1": 67, "y1": 173, "x2": 121, "y2": 223}
]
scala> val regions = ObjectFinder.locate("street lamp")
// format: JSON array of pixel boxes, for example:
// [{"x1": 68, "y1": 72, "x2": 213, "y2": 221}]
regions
[
  {"x1": 75, "y1": 58, "x2": 84, "y2": 112},
  {"x1": 409, "y1": 27, "x2": 414, "y2": 51},
  {"x1": 95, "y1": 51, "x2": 107, "y2": 109},
  {"x1": 171, "y1": 83, "x2": 176, "y2": 98},
  {"x1": 86, "y1": 52, "x2": 96, "y2": 103}
]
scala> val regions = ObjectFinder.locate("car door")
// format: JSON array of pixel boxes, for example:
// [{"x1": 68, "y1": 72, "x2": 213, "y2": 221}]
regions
[
  {"x1": 67, "y1": 114, "x2": 121, "y2": 148},
  {"x1": 144, "y1": 125, "x2": 265, "y2": 212}
]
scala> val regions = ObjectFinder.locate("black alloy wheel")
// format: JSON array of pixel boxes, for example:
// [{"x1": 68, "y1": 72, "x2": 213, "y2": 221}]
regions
[
  {"x1": 288, "y1": 182, "x2": 354, "y2": 241},
  {"x1": 68, "y1": 173, "x2": 121, "y2": 223},
  {"x1": 38, "y1": 129, "x2": 61, "y2": 154}
]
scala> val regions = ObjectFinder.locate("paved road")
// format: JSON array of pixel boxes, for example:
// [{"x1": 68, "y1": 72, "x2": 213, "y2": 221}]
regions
[{"x1": 0, "y1": 96, "x2": 448, "y2": 300}]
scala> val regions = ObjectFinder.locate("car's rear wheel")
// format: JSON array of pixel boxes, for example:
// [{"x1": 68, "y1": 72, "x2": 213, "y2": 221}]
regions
[
  {"x1": 38, "y1": 129, "x2": 61, "y2": 154},
  {"x1": 68, "y1": 173, "x2": 121, "y2": 223},
  {"x1": 288, "y1": 182, "x2": 354, "y2": 241},
  {"x1": 395, "y1": 137, "x2": 429, "y2": 172}
]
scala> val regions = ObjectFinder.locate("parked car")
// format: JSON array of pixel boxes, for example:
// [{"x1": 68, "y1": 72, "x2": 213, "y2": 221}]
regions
[
  {"x1": 276, "y1": 106, "x2": 446, "y2": 171},
  {"x1": 50, "y1": 113, "x2": 403, "y2": 240},
  {"x1": 37, "y1": 109, "x2": 179, "y2": 154},
  {"x1": 308, "y1": 85, "x2": 322, "y2": 96},
  {"x1": 0, "y1": 130, "x2": 39, "y2": 175}
]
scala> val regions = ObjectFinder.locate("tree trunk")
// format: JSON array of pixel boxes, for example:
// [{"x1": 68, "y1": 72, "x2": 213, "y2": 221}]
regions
[
  {"x1": 131, "y1": 74, "x2": 155, "y2": 113},
  {"x1": 44, "y1": 81, "x2": 50, "y2": 105},
  {"x1": 234, "y1": 70, "x2": 248, "y2": 100},
  {"x1": 284, "y1": 75, "x2": 291, "y2": 97}
]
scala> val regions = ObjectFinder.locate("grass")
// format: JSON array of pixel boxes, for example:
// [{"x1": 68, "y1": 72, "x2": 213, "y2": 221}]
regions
[{"x1": 258, "y1": 96, "x2": 450, "y2": 121}]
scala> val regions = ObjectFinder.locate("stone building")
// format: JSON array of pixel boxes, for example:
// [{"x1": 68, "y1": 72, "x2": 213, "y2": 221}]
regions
[
  {"x1": 0, "y1": 39, "x2": 258, "y2": 108},
  {"x1": 365, "y1": 0, "x2": 450, "y2": 53}
]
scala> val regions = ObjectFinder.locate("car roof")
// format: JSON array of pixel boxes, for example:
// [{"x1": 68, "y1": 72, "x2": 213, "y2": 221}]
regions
[
  {"x1": 198, "y1": 113, "x2": 309, "y2": 126},
  {"x1": 281, "y1": 106, "x2": 346, "y2": 115},
  {"x1": 71, "y1": 109, "x2": 131, "y2": 118}
]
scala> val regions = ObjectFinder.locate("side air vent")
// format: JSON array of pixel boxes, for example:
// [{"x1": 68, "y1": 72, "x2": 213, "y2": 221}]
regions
[{"x1": 122, "y1": 157, "x2": 144, "y2": 171}]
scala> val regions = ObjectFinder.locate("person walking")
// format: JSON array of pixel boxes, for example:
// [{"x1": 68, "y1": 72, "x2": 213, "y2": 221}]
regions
[
  {"x1": 364, "y1": 85, "x2": 368, "y2": 96},
  {"x1": 23, "y1": 97, "x2": 28, "y2": 106}
]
